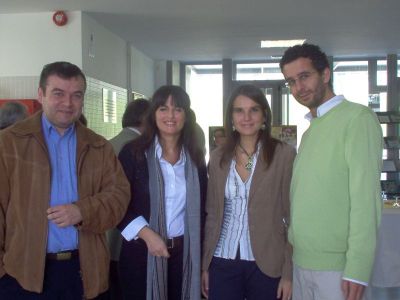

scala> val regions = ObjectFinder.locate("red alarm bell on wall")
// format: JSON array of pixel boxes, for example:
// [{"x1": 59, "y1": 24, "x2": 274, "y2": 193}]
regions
[{"x1": 53, "y1": 11, "x2": 68, "y2": 26}]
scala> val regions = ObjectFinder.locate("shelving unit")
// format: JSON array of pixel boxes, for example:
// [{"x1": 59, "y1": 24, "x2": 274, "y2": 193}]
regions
[{"x1": 376, "y1": 111, "x2": 400, "y2": 198}]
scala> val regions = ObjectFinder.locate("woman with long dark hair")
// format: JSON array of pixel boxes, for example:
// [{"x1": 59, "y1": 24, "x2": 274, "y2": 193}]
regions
[
  {"x1": 202, "y1": 84, "x2": 295, "y2": 300},
  {"x1": 118, "y1": 85, "x2": 207, "y2": 300}
]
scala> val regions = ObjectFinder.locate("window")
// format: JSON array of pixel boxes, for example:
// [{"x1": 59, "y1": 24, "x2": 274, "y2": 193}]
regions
[
  {"x1": 333, "y1": 61, "x2": 369, "y2": 106},
  {"x1": 235, "y1": 63, "x2": 284, "y2": 81},
  {"x1": 185, "y1": 64, "x2": 223, "y2": 159},
  {"x1": 398, "y1": 59, "x2": 400, "y2": 77},
  {"x1": 377, "y1": 60, "x2": 387, "y2": 86}
]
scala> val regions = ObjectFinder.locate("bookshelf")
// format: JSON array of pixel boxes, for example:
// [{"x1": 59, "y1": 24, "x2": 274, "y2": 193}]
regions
[
  {"x1": 377, "y1": 111, "x2": 400, "y2": 197},
  {"x1": 376, "y1": 111, "x2": 400, "y2": 124}
]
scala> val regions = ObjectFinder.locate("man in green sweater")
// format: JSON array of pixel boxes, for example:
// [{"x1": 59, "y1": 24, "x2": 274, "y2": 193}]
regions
[{"x1": 279, "y1": 44, "x2": 383, "y2": 300}]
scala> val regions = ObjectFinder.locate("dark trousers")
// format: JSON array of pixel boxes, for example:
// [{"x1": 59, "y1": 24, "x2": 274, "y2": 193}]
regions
[
  {"x1": 119, "y1": 239, "x2": 183, "y2": 300},
  {"x1": 208, "y1": 256, "x2": 281, "y2": 300},
  {"x1": 0, "y1": 257, "x2": 83, "y2": 300},
  {"x1": 0, "y1": 257, "x2": 110, "y2": 300},
  {"x1": 109, "y1": 260, "x2": 122, "y2": 300}
]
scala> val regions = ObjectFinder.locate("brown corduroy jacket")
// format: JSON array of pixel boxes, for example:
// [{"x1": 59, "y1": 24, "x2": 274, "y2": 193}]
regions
[
  {"x1": 202, "y1": 142, "x2": 295, "y2": 280},
  {"x1": 0, "y1": 112, "x2": 130, "y2": 299}
]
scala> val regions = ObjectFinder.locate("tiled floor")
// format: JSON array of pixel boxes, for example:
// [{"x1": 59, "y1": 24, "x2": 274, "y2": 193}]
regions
[
  {"x1": 370, "y1": 287, "x2": 400, "y2": 300},
  {"x1": 202, "y1": 287, "x2": 400, "y2": 299}
]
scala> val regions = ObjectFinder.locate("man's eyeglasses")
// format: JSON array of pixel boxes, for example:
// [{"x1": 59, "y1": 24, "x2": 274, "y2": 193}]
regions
[{"x1": 284, "y1": 71, "x2": 317, "y2": 88}]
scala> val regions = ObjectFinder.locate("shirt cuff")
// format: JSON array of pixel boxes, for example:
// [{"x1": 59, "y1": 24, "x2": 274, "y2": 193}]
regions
[
  {"x1": 342, "y1": 277, "x2": 368, "y2": 287},
  {"x1": 121, "y1": 216, "x2": 148, "y2": 241}
]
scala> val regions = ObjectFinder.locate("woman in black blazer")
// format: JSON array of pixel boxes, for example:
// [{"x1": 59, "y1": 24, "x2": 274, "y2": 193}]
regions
[{"x1": 117, "y1": 85, "x2": 207, "y2": 300}]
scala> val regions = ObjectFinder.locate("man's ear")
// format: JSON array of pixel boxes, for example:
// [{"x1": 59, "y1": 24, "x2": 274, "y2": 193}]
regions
[
  {"x1": 38, "y1": 88, "x2": 44, "y2": 104},
  {"x1": 322, "y1": 67, "x2": 331, "y2": 85}
]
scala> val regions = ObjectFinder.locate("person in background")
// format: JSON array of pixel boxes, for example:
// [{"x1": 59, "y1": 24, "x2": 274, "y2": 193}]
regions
[
  {"x1": 280, "y1": 43, "x2": 383, "y2": 300},
  {"x1": 0, "y1": 61, "x2": 130, "y2": 299},
  {"x1": 189, "y1": 108, "x2": 206, "y2": 156},
  {"x1": 211, "y1": 127, "x2": 226, "y2": 151},
  {"x1": 0, "y1": 101, "x2": 28, "y2": 129},
  {"x1": 117, "y1": 85, "x2": 207, "y2": 300},
  {"x1": 107, "y1": 98, "x2": 150, "y2": 300},
  {"x1": 109, "y1": 98, "x2": 150, "y2": 154},
  {"x1": 202, "y1": 84, "x2": 295, "y2": 300}
]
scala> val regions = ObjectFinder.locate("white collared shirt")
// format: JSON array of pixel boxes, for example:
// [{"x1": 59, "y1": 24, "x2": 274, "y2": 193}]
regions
[
  {"x1": 214, "y1": 145, "x2": 260, "y2": 261},
  {"x1": 155, "y1": 139, "x2": 186, "y2": 238},
  {"x1": 121, "y1": 137, "x2": 187, "y2": 241},
  {"x1": 305, "y1": 95, "x2": 345, "y2": 121}
]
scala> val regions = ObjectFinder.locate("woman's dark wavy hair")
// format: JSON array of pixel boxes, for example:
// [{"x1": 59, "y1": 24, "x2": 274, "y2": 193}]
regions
[
  {"x1": 128, "y1": 85, "x2": 205, "y2": 167},
  {"x1": 220, "y1": 84, "x2": 280, "y2": 168}
]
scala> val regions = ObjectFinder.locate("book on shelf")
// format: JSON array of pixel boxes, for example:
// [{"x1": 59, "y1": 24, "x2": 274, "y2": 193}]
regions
[
  {"x1": 382, "y1": 160, "x2": 397, "y2": 172},
  {"x1": 376, "y1": 112, "x2": 391, "y2": 123},
  {"x1": 390, "y1": 112, "x2": 400, "y2": 123},
  {"x1": 384, "y1": 137, "x2": 400, "y2": 148},
  {"x1": 271, "y1": 125, "x2": 297, "y2": 149},
  {"x1": 376, "y1": 111, "x2": 400, "y2": 123},
  {"x1": 381, "y1": 180, "x2": 398, "y2": 194}
]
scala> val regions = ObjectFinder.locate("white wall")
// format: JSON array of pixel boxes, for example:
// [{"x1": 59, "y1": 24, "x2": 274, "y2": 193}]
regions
[
  {"x1": 153, "y1": 60, "x2": 181, "y2": 90},
  {"x1": 0, "y1": 12, "x2": 83, "y2": 77},
  {"x1": 0, "y1": 11, "x2": 156, "y2": 100},
  {"x1": 81, "y1": 13, "x2": 128, "y2": 89},
  {"x1": 154, "y1": 60, "x2": 167, "y2": 90},
  {"x1": 130, "y1": 46, "x2": 155, "y2": 98}
]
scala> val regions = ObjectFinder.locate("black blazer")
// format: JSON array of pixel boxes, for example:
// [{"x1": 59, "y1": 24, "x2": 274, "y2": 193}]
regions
[{"x1": 117, "y1": 142, "x2": 207, "y2": 241}]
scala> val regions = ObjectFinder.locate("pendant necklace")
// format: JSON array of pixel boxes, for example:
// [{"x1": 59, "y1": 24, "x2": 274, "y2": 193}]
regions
[{"x1": 238, "y1": 143, "x2": 254, "y2": 171}]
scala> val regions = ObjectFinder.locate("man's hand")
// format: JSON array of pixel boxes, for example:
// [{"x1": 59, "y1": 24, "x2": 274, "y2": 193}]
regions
[
  {"x1": 138, "y1": 227, "x2": 170, "y2": 258},
  {"x1": 47, "y1": 204, "x2": 82, "y2": 227},
  {"x1": 341, "y1": 279, "x2": 365, "y2": 300},
  {"x1": 277, "y1": 277, "x2": 292, "y2": 300}
]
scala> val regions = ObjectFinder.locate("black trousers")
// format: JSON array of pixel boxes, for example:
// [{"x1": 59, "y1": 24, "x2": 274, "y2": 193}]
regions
[
  {"x1": 0, "y1": 256, "x2": 84, "y2": 300},
  {"x1": 0, "y1": 257, "x2": 110, "y2": 300},
  {"x1": 208, "y1": 256, "x2": 281, "y2": 300},
  {"x1": 119, "y1": 239, "x2": 183, "y2": 300},
  {"x1": 108, "y1": 260, "x2": 122, "y2": 300}
]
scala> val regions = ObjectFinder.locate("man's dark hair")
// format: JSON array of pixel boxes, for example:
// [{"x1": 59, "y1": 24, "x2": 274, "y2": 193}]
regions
[
  {"x1": 39, "y1": 61, "x2": 86, "y2": 94},
  {"x1": 213, "y1": 127, "x2": 225, "y2": 139},
  {"x1": 122, "y1": 98, "x2": 150, "y2": 128},
  {"x1": 279, "y1": 43, "x2": 330, "y2": 74}
]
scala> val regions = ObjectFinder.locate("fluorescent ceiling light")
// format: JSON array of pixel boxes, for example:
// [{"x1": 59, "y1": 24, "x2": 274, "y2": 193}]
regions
[{"x1": 260, "y1": 39, "x2": 306, "y2": 48}]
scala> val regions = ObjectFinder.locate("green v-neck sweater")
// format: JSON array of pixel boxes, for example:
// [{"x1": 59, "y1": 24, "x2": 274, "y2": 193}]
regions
[{"x1": 289, "y1": 100, "x2": 383, "y2": 283}]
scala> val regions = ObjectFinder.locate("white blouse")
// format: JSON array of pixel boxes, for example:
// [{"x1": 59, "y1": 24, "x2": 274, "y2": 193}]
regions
[
  {"x1": 214, "y1": 145, "x2": 260, "y2": 261},
  {"x1": 121, "y1": 137, "x2": 186, "y2": 241}
]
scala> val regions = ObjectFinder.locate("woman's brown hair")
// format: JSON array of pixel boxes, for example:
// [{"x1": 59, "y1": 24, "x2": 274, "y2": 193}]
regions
[{"x1": 220, "y1": 84, "x2": 280, "y2": 168}]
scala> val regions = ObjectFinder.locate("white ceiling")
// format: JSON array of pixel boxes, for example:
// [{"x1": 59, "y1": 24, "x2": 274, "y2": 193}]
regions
[{"x1": 1, "y1": 0, "x2": 400, "y2": 61}]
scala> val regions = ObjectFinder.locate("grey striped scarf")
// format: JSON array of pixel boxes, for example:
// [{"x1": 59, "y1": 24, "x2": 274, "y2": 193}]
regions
[{"x1": 146, "y1": 141, "x2": 201, "y2": 300}]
